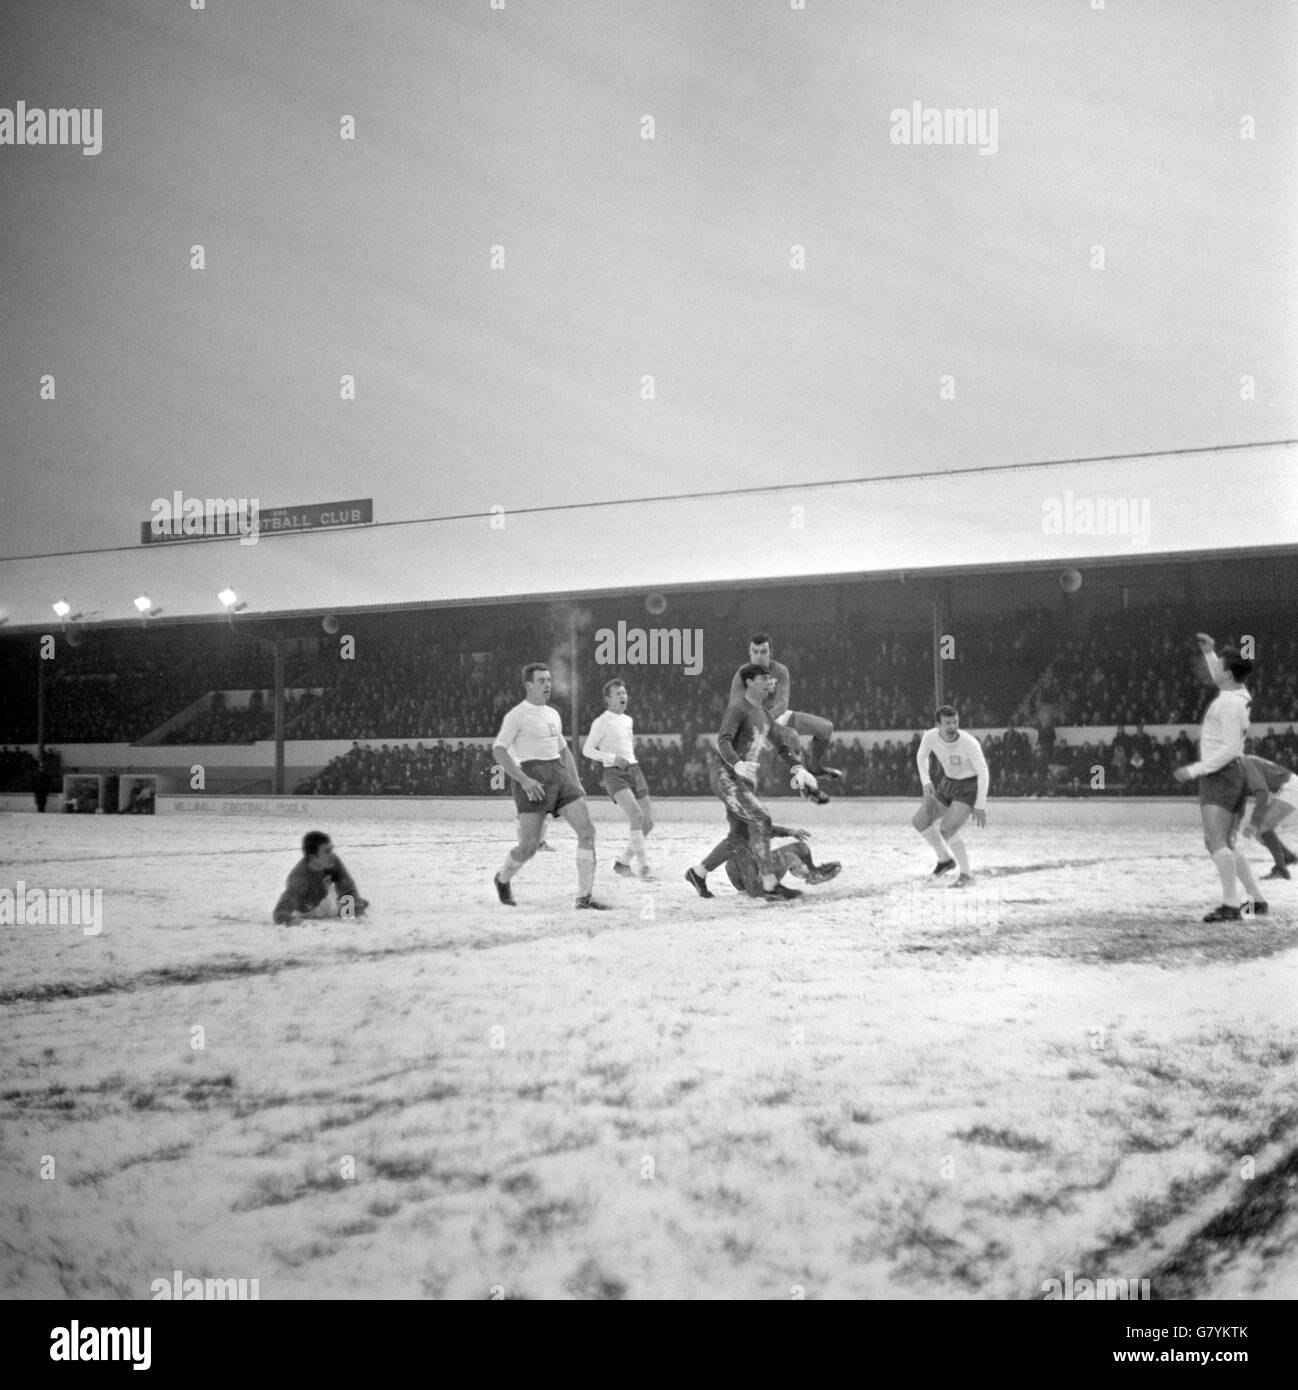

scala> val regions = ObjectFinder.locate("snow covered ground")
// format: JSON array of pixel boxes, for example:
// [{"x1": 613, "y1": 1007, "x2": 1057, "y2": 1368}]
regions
[{"x1": 1, "y1": 800, "x2": 1295, "y2": 1300}]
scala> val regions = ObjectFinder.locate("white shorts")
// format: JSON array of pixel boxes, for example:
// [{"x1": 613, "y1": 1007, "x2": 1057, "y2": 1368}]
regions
[{"x1": 775, "y1": 711, "x2": 793, "y2": 726}]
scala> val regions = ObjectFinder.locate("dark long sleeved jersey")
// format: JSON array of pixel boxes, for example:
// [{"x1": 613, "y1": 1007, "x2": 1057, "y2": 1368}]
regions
[
  {"x1": 716, "y1": 698, "x2": 804, "y2": 770},
  {"x1": 273, "y1": 856, "x2": 361, "y2": 923}
]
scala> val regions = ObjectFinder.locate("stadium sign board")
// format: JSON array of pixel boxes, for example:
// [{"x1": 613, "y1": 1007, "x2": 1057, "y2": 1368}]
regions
[{"x1": 140, "y1": 497, "x2": 373, "y2": 544}]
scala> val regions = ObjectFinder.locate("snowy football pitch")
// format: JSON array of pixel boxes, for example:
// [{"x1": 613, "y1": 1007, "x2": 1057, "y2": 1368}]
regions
[{"x1": 2, "y1": 800, "x2": 1295, "y2": 1300}]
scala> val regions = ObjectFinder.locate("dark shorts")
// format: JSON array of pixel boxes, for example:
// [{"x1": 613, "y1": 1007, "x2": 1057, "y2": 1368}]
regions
[
  {"x1": 933, "y1": 774, "x2": 979, "y2": 808},
  {"x1": 602, "y1": 764, "x2": 650, "y2": 801},
  {"x1": 1199, "y1": 760, "x2": 1247, "y2": 815},
  {"x1": 513, "y1": 759, "x2": 585, "y2": 818}
]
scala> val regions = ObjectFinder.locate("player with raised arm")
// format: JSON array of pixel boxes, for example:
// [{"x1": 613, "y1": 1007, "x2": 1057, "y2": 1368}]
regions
[
  {"x1": 1241, "y1": 753, "x2": 1298, "y2": 881},
  {"x1": 730, "y1": 633, "x2": 841, "y2": 785},
  {"x1": 685, "y1": 663, "x2": 821, "y2": 901},
  {"x1": 492, "y1": 663, "x2": 607, "y2": 910},
  {"x1": 1172, "y1": 634, "x2": 1263, "y2": 921},
  {"x1": 583, "y1": 678, "x2": 654, "y2": 880},
  {"x1": 911, "y1": 706, "x2": 988, "y2": 887}
]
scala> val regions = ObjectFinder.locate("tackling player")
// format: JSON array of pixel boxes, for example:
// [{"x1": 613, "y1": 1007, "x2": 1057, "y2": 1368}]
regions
[
  {"x1": 583, "y1": 678, "x2": 654, "y2": 879},
  {"x1": 492, "y1": 663, "x2": 607, "y2": 910},
  {"x1": 912, "y1": 706, "x2": 989, "y2": 886},
  {"x1": 1172, "y1": 634, "x2": 1263, "y2": 921},
  {"x1": 1240, "y1": 753, "x2": 1298, "y2": 881},
  {"x1": 729, "y1": 633, "x2": 842, "y2": 782},
  {"x1": 685, "y1": 663, "x2": 821, "y2": 901}
]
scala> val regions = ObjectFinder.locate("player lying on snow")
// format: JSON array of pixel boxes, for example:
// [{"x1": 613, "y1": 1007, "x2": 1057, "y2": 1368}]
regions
[
  {"x1": 273, "y1": 830, "x2": 369, "y2": 924},
  {"x1": 720, "y1": 822, "x2": 840, "y2": 898}
]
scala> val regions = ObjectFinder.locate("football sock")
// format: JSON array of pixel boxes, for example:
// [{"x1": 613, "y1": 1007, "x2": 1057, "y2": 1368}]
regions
[
  {"x1": 629, "y1": 829, "x2": 647, "y2": 864},
  {"x1": 920, "y1": 825, "x2": 952, "y2": 860},
  {"x1": 1211, "y1": 847, "x2": 1239, "y2": 907},
  {"x1": 1259, "y1": 830, "x2": 1288, "y2": 870},
  {"x1": 1234, "y1": 853, "x2": 1262, "y2": 902},
  {"x1": 499, "y1": 848, "x2": 527, "y2": 882},
  {"x1": 577, "y1": 846, "x2": 595, "y2": 896},
  {"x1": 948, "y1": 834, "x2": 970, "y2": 875}
]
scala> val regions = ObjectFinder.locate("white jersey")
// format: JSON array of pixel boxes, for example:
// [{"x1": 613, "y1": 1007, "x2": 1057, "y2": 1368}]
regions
[
  {"x1": 494, "y1": 700, "x2": 566, "y2": 762},
  {"x1": 917, "y1": 728, "x2": 990, "y2": 809},
  {"x1": 1186, "y1": 654, "x2": 1251, "y2": 776},
  {"x1": 583, "y1": 710, "x2": 637, "y2": 767}
]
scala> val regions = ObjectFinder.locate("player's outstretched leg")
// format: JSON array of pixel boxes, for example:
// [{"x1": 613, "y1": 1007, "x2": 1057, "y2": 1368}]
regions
[
  {"x1": 939, "y1": 803, "x2": 976, "y2": 885},
  {"x1": 789, "y1": 711, "x2": 842, "y2": 780},
  {"x1": 1200, "y1": 803, "x2": 1242, "y2": 921},
  {"x1": 560, "y1": 799, "x2": 609, "y2": 909},
  {"x1": 1257, "y1": 804, "x2": 1295, "y2": 878},
  {"x1": 912, "y1": 797, "x2": 955, "y2": 877},
  {"x1": 611, "y1": 787, "x2": 653, "y2": 879},
  {"x1": 496, "y1": 812, "x2": 544, "y2": 904}
]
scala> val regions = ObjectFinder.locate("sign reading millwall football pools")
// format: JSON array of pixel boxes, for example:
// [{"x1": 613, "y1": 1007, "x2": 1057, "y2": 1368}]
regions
[{"x1": 141, "y1": 496, "x2": 373, "y2": 544}]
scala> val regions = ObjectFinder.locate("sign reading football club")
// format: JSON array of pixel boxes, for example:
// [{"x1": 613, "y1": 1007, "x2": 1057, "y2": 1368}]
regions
[{"x1": 141, "y1": 496, "x2": 373, "y2": 544}]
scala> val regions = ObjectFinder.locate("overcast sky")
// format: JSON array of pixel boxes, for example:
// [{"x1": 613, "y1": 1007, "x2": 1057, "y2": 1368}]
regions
[{"x1": 1, "y1": 0, "x2": 1295, "y2": 565}]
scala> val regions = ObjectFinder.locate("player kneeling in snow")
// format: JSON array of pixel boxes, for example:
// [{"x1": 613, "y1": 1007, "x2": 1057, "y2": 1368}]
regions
[
  {"x1": 725, "y1": 821, "x2": 841, "y2": 898},
  {"x1": 273, "y1": 830, "x2": 369, "y2": 924}
]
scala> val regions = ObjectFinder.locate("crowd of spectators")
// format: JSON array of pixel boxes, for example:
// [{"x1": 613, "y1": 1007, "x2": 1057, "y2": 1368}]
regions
[
  {"x1": 2, "y1": 601, "x2": 1294, "y2": 777},
  {"x1": 1014, "y1": 608, "x2": 1298, "y2": 726},
  {"x1": 160, "y1": 690, "x2": 318, "y2": 744},
  {"x1": 293, "y1": 727, "x2": 1298, "y2": 800}
]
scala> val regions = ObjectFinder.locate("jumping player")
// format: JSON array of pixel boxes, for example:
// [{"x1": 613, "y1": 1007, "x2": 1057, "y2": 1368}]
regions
[
  {"x1": 1172, "y1": 634, "x2": 1263, "y2": 921},
  {"x1": 273, "y1": 830, "x2": 368, "y2": 924},
  {"x1": 912, "y1": 706, "x2": 989, "y2": 887},
  {"x1": 730, "y1": 633, "x2": 842, "y2": 782},
  {"x1": 583, "y1": 678, "x2": 654, "y2": 879},
  {"x1": 492, "y1": 663, "x2": 607, "y2": 909},
  {"x1": 686, "y1": 663, "x2": 820, "y2": 900},
  {"x1": 1240, "y1": 753, "x2": 1298, "y2": 881}
]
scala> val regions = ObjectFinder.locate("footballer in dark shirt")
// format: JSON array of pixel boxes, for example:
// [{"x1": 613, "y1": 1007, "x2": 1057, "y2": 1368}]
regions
[
  {"x1": 273, "y1": 830, "x2": 369, "y2": 923},
  {"x1": 685, "y1": 664, "x2": 823, "y2": 901},
  {"x1": 727, "y1": 632, "x2": 841, "y2": 780}
]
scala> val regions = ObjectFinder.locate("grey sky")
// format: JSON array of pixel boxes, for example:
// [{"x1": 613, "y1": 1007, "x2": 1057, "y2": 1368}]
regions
[{"x1": 1, "y1": 0, "x2": 1294, "y2": 571}]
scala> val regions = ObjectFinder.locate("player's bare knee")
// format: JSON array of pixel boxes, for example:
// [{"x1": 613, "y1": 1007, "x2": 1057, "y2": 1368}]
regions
[{"x1": 625, "y1": 804, "x2": 643, "y2": 832}]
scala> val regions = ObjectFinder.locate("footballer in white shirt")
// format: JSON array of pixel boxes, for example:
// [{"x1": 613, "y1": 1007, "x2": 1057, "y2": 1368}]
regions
[
  {"x1": 583, "y1": 679, "x2": 654, "y2": 879},
  {"x1": 491, "y1": 663, "x2": 608, "y2": 910},
  {"x1": 911, "y1": 705, "x2": 989, "y2": 886},
  {"x1": 1172, "y1": 633, "x2": 1263, "y2": 922}
]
